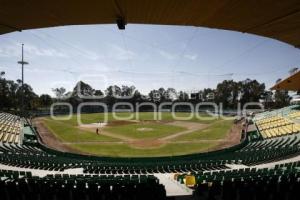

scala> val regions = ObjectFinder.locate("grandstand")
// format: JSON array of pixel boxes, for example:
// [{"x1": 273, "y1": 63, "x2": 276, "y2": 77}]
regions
[
  {"x1": 253, "y1": 106, "x2": 300, "y2": 139},
  {"x1": 288, "y1": 110, "x2": 300, "y2": 120},
  {"x1": 0, "y1": 113, "x2": 22, "y2": 144},
  {"x1": 0, "y1": 105, "x2": 300, "y2": 199}
]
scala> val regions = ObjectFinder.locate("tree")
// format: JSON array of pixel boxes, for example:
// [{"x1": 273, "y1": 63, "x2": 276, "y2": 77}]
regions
[
  {"x1": 202, "y1": 88, "x2": 215, "y2": 102},
  {"x1": 72, "y1": 81, "x2": 95, "y2": 97},
  {"x1": 121, "y1": 85, "x2": 136, "y2": 98},
  {"x1": 94, "y1": 90, "x2": 104, "y2": 97},
  {"x1": 0, "y1": 71, "x2": 5, "y2": 78},
  {"x1": 52, "y1": 87, "x2": 66, "y2": 99},
  {"x1": 105, "y1": 85, "x2": 121, "y2": 108},
  {"x1": 165, "y1": 88, "x2": 177, "y2": 101},
  {"x1": 0, "y1": 73, "x2": 19, "y2": 110},
  {"x1": 215, "y1": 80, "x2": 239, "y2": 108},
  {"x1": 274, "y1": 90, "x2": 290, "y2": 108},
  {"x1": 39, "y1": 94, "x2": 53, "y2": 107},
  {"x1": 148, "y1": 87, "x2": 177, "y2": 103},
  {"x1": 148, "y1": 89, "x2": 161, "y2": 103},
  {"x1": 178, "y1": 91, "x2": 189, "y2": 101},
  {"x1": 105, "y1": 85, "x2": 121, "y2": 97},
  {"x1": 239, "y1": 79, "x2": 265, "y2": 106},
  {"x1": 261, "y1": 90, "x2": 273, "y2": 108},
  {"x1": 15, "y1": 81, "x2": 39, "y2": 111}
]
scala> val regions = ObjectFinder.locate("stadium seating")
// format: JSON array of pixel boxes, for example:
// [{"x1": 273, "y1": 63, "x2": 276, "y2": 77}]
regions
[
  {"x1": 173, "y1": 160, "x2": 300, "y2": 199},
  {"x1": 253, "y1": 105, "x2": 298, "y2": 121},
  {"x1": 0, "y1": 113, "x2": 22, "y2": 144},
  {"x1": 288, "y1": 110, "x2": 300, "y2": 119},
  {"x1": 0, "y1": 171, "x2": 166, "y2": 200},
  {"x1": 193, "y1": 167, "x2": 299, "y2": 200},
  {"x1": 0, "y1": 106, "x2": 300, "y2": 198},
  {"x1": 0, "y1": 133, "x2": 298, "y2": 173},
  {"x1": 254, "y1": 107, "x2": 300, "y2": 139}
]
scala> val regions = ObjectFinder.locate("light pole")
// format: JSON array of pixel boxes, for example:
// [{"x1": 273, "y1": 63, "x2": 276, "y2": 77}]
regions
[{"x1": 17, "y1": 44, "x2": 29, "y2": 116}]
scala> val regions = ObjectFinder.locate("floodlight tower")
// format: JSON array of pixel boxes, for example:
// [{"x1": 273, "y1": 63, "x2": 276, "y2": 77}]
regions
[{"x1": 17, "y1": 44, "x2": 29, "y2": 116}]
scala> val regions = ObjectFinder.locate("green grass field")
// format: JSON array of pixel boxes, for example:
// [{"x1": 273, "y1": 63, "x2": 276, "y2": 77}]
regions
[
  {"x1": 43, "y1": 119, "x2": 119, "y2": 142},
  {"x1": 105, "y1": 122, "x2": 186, "y2": 139},
  {"x1": 42, "y1": 112, "x2": 237, "y2": 157},
  {"x1": 173, "y1": 120, "x2": 234, "y2": 141},
  {"x1": 71, "y1": 143, "x2": 218, "y2": 157}
]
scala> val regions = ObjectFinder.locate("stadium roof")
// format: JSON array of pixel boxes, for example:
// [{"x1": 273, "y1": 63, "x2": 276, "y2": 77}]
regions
[
  {"x1": 1, "y1": 0, "x2": 300, "y2": 47},
  {"x1": 271, "y1": 71, "x2": 300, "y2": 91}
]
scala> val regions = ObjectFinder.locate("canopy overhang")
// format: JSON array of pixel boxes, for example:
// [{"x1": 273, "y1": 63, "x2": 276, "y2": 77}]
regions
[
  {"x1": 271, "y1": 71, "x2": 300, "y2": 91},
  {"x1": 1, "y1": 0, "x2": 300, "y2": 47}
]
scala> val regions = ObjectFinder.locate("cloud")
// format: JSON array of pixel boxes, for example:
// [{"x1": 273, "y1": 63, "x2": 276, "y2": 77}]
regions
[
  {"x1": 184, "y1": 53, "x2": 198, "y2": 60},
  {"x1": 0, "y1": 43, "x2": 68, "y2": 58},
  {"x1": 26, "y1": 44, "x2": 68, "y2": 58},
  {"x1": 81, "y1": 50, "x2": 99, "y2": 60},
  {"x1": 158, "y1": 49, "x2": 176, "y2": 60},
  {"x1": 110, "y1": 44, "x2": 136, "y2": 60},
  {"x1": 158, "y1": 50, "x2": 198, "y2": 61},
  {"x1": 71, "y1": 45, "x2": 101, "y2": 60}
]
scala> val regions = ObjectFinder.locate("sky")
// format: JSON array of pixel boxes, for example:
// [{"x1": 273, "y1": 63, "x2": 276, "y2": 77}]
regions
[{"x1": 0, "y1": 24, "x2": 300, "y2": 96}]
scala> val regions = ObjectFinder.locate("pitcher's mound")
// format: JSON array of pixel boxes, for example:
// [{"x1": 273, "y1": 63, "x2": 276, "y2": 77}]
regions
[{"x1": 137, "y1": 127, "x2": 154, "y2": 132}]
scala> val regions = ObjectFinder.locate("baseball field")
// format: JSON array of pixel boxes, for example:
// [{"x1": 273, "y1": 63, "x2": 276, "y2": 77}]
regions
[{"x1": 35, "y1": 112, "x2": 241, "y2": 157}]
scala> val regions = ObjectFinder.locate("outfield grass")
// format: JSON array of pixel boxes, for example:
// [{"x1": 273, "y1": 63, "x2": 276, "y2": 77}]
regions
[
  {"x1": 71, "y1": 142, "x2": 218, "y2": 157},
  {"x1": 50, "y1": 112, "x2": 222, "y2": 125},
  {"x1": 43, "y1": 119, "x2": 119, "y2": 142},
  {"x1": 42, "y1": 112, "x2": 235, "y2": 157},
  {"x1": 104, "y1": 122, "x2": 186, "y2": 139},
  {"x1": 174, "y1": 120, "x2": 233, "y2": 141}
]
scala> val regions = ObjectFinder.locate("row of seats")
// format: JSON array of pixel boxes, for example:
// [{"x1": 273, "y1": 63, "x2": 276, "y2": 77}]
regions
[
  {"x1": 0, "y1": 112, "x2": 22, "y2": 144},
  {"x1": 253, "y1": 105, "x2": 297, "y2": 121},
  {"x1": 0, "y1": 173, "x2": 166, "y2": 200},
  {"x1": 288, "y1": 110, "x2": 300, "y2": 119},
  {"x1": 240, "y1": 134, "x2": 300, "y2": 152},
  {"x1": 260, "y1": 124, "x2": 300, "y2": 138},
  {"x1": 257, "y1": 117, "x2": 291, "y2": 129},
  {"x1": 192, "y1": 166, "x2": 299, "y2": 183},
  {"x1": 256, "y1": 116, "x2": 284, "y2": 125},
  {"x1": 254, "y1": 109, "x2": 300, "y2": 138},
  {"x1": 194, "y1": 172, "x2": 299, "y2": 200},
  {"x1": 174, "y1": 162, "x2": 300, "y2": 199},
  {"x1": 274, "y1": 160, "x2": 300, "y2": 170},
  {"x1": 0, "y1": 169, "x2": 32, "y2": 179},
  {"x1": 0, "y1": 138, "x2": 298, "y2": 174}
]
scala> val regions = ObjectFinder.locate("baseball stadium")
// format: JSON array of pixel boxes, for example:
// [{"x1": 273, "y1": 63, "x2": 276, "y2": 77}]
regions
[{"x1": 1, "y1": 1, "x2": 300, "y2": 200}]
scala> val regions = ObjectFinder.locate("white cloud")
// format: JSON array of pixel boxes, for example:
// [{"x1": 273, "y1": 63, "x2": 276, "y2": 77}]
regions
[
  {"x1": 0, "y1": 43, "x2": 68, "y2": 58},
  {"x1": 71, "y1": 45, "x2": 101, "y2": 60},
  {"x1": 158, "y1": 49, "x2": 176, "y2": 60},
  {"x1": 27, "y1": 44, "x2": 68, "y2": 58},
  {"x1": 158, "y1": 50, "x2": 197, "y2": 61},
  {"x1": 184, "y1": 53, "x2": 198, "y2": 60},
  {"x1": 110, "y1": 44, "x2": 136, "y2": 60}
]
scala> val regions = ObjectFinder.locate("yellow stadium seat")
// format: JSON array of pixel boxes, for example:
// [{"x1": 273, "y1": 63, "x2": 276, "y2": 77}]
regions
[
  {"x1": 14, "y1": 135, "x2": 20, "y2": 144},
  {"x1": 8, "y1": 134, "x2": 15, "y2": 143},
  {"x1": 185, "y1": 175, "x2": 196, "y2": 187},
  {"x1": 3, "y1": 133, "x2": 9, "y2": 142},
  {"x1": 0, "y1": 132, "x2": 3, "y2": 141}
]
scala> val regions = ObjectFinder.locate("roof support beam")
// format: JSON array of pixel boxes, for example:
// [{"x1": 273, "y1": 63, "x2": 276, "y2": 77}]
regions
[{"x1": 0, "y1": 22, "x2": 22, "y2": 32}]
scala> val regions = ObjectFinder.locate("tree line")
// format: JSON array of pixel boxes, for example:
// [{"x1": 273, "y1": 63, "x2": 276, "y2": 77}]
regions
[{"x1": 0, "y1": 70, "x2": 292, "y2": 114}]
